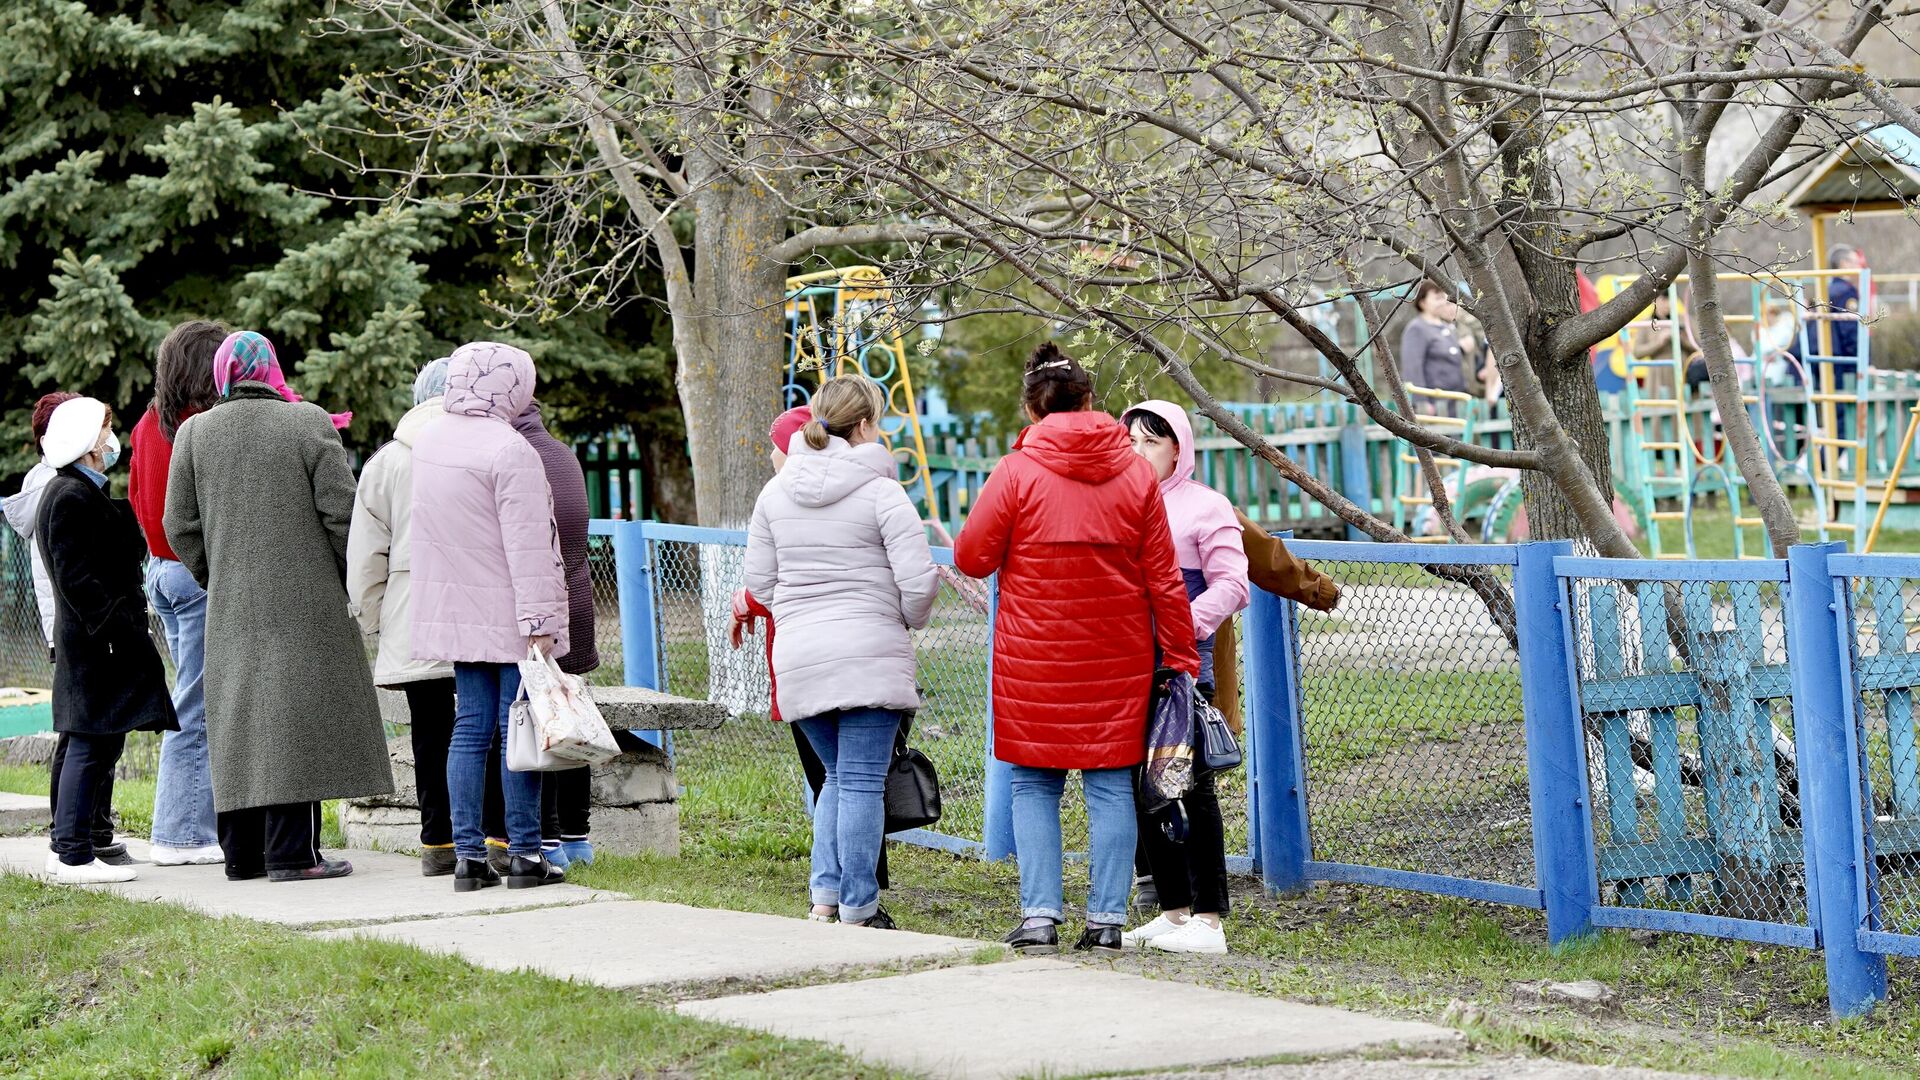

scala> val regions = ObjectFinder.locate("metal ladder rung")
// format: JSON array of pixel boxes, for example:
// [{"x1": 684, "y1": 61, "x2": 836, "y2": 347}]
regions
[
  {"x1": 1655, "y1": 553, "x2": 1691, "y2": 561},
  {"x1": 1409, "y1": 535, "x2": 1454, "y2": 544},
  {"x1": 1812, "y1": 437, "x2": 1862, "y2": 449},
  {"x1": 1641, "y1": 441, "x2": 1685, "y2": 451},
  {"x1": 1808, "y1": 393, "x2": 1858, "y2": 404},
  {"x1": 1399, "y1": 496, "x2": 1434, "y2": 505},
  {"x1": 1398, "y1": 455, "x2": 1461, "y2": 467},
  {"x1": 1735, "y1": 517, "x2": 1765, "y2": 527},
  {"x1": 1636, "y1": 398, "x2": 1684, "y2": 409},
  {"x1": 1650, "y1": 511, "x2": 1687, "y2": 522}
]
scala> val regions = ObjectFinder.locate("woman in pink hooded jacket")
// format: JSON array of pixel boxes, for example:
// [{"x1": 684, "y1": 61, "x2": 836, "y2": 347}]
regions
[
  {"x1": 410, "y1": 342, "x2": 570, "y2": 893},
  {"x1": 1119, "y1": 399, "x2": 1249, "y2": 957}
]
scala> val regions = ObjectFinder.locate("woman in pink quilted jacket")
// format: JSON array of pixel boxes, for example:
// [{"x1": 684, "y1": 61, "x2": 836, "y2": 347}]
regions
[{"x1": 410, "y1": 342, "x2": 570, "y2": 893}]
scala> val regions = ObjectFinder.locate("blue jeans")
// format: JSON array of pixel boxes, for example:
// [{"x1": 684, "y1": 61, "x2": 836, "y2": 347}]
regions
[
  {"x1": 450, "y1": 663, "x2": 542, "y2": 861},
  {"x1": 795, "y1": 708, "x2": 900, "y2": 923},
  {"x1": 1009, "y1": 764, "x2": 1136, "y2": 926},
  {"x1": 148, "y1": 557, "x2": 217, "y2": 848}
]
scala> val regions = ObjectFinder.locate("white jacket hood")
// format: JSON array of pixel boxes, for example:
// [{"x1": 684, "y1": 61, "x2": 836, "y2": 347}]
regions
[
  {"x1": 393, "y1": 397, "x2": 443, "y2": 449},
  {"x1": 4, "y1": 462, "x2": 54, "y2": 540},
  {"x1": 779, "y1": 436, "x2": 898, "y2": 508}
]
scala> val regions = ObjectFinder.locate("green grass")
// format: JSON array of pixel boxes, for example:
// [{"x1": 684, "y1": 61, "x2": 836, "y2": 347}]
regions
[
  {"x1": 1640, "y1": 496, "x2": 1920, "y2": 559},
  {"x1": 0, "y1": 875, "x2": 893, "y2": 1079}
]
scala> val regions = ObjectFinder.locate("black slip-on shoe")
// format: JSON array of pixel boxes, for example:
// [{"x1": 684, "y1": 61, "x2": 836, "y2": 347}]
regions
[
  {"x1": 1003, "y1": 920, "x2": 1059, "y2": 955},
  {"x1": 269, "y1": 858, "x2": 353, "y2": 883},
  {"x1": 505, "y1": 854, "x2": 566, "y2": 889},
  {"x1": 1075, "y1": 925, "x2": 1125, "y2": 955},
  {"x1": 453, "y1": 858, "x2": 500, "y2": 892}
]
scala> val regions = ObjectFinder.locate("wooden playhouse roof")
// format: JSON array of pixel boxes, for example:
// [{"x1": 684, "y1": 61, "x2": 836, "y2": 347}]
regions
[{"x1": 1785, "y1": 124, "x2": 1920, "y2": 211}]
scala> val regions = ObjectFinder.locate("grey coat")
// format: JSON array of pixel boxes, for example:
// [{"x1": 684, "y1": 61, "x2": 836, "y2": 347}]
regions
[{"x1": 164, "y1": 383, "x2": 394, "y2": 812}]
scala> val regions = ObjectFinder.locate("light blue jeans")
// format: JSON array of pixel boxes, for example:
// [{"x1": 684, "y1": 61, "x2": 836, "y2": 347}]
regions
[
  {"x1": 795, "y1": 708, "x2": 900, "y2": 923},
  {"x1": 148, "y1": 557, "x2": 217, "y2": 848},
  {"x1": 1009, "y1": 764, "x2": 1136, "y2": 926},
  {"x1": 450, "y1": 663, "x2": 543, "y2": 862}
]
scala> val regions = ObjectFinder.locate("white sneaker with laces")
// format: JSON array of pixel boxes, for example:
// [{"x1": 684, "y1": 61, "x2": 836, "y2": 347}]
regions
[
  {"x1": 151, "y1": 843, "x2": 226, "y2": 867},
  {"x1": 45, "y1": 854, "x2": 137, "y2": 884},
  {"x1": 1146, "y1": 916, "x2": 1227, "y2": 955},
  {"x1": 1121, "y1": 913, "x2": 1185, "y2": 947}
]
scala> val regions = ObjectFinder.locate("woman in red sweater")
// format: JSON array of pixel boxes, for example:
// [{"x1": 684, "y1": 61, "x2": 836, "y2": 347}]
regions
[
  {"x1": 955, "y1": 343, "x2": 1200, "y2": 954},
  {"x1": 130, "y1": 320, "x2": 229, "y2": 866}
]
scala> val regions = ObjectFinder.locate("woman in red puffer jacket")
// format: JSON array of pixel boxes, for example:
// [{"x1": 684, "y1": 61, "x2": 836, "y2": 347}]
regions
[{"x1": 955, "y1": 342, "x2": 1200, "y2": 956}]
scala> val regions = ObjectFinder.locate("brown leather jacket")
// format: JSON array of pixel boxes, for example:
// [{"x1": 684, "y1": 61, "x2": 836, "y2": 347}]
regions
[{"x1": 1212, "y1": 511, "x2": 1341, "y2": 734}]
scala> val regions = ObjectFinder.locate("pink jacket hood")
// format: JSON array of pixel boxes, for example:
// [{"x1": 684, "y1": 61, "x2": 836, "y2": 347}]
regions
[{"x1": 1128, "y1": 399, "x2": 1249, "y2": 639}]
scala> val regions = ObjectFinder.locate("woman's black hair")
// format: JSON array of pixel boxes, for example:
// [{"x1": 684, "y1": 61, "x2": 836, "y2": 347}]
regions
[
  {"x1": 1022, "y1": 342, "x2": 1094, "y2": 418},
  {"x1": 1411, "y1": 279, "x2": 1448, "y2": 314},
  {"x1": 154, "y1": 319, "x2": 228, "y2": 439},
  {"x1": 1121, "y1": 408, "x2": 1176, "y2": 443}
]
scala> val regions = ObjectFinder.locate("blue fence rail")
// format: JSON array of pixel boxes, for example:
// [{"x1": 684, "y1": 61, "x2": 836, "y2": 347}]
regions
[{"x1": 599, "y1": 521, "x2": 1919, "y2": 1017}]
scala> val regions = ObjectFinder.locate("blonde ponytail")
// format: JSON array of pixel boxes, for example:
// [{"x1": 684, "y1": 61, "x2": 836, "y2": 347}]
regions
[{"x1": 804, "y1": 375, "x2": 886, "y2": 448}]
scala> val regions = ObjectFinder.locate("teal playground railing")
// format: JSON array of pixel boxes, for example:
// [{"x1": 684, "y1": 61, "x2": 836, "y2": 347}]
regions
[{"x1": 603, "y1": 521, "x2": 1920, "y2": 1018}]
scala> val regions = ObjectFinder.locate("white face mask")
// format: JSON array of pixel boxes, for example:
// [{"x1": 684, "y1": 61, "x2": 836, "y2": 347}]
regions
[{"x1": 98, "y1": 430, "x2": 121, "y2": 470}]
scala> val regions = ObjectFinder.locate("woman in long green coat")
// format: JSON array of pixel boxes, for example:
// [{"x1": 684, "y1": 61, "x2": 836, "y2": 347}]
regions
[{"x1": 164, "y1": 330, "x2": 393, "y2": 882}]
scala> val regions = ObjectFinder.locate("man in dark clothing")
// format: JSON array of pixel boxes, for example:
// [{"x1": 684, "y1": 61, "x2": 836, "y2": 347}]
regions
[{"x1": 1827, "y1": 245, "x2": 1864, "y2": 365}]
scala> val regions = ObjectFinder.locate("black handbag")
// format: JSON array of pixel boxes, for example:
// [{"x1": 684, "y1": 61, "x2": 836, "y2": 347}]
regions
[
  {"x1": 1194, "y1": 699, "x2": 1243, "y2": 773},
  {"x1": 884, "y1": 737, "x2": 942, "y2": 833}
]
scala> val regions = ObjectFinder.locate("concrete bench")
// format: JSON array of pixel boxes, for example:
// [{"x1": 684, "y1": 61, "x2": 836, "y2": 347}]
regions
[{"x1": 346, "y1": 686, "x2": 726, "y2": 858}]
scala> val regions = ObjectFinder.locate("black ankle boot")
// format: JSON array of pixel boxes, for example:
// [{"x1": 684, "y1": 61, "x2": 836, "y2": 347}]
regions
[
  {"x1": 1075, "y1": 925, "x2": 1124, "y2": 954},
  {"x1": 506, "y1": 854, "x2": 566, "y2": 889},
  {"x1": 453, "y1": 858, "x2": 500, "y2": 893},
  {"x1": 1002, "y1": 920, "x2": 1059, "y2": 955}
]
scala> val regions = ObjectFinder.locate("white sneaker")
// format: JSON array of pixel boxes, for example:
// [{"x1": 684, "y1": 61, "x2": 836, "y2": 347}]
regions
[
  {"x1": 1121, "y1": 913, "x2": 1185, "y2": 947},
  {"x1": 151, "y1": 843, "x2": 226, "y2": 866},
  {"x1": 45, "y1": 854, "x2": 137, "y2": 884},
  {"x1": 1146, "y1": 916, "x2": 1228, "y2": 955}
]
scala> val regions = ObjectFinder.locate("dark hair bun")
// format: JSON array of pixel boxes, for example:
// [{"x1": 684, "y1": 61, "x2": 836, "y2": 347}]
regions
[{"x1": 1022, "y1": 341, "x2": 1093, "y2": 418}]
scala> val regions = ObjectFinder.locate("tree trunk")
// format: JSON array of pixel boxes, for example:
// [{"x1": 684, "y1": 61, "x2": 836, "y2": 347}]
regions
[
  {"x1": 1520, "y1": 342, "x2": 1617, "y2": 543},
  {"x1": 683, "y1": 177, "x2": 787, "y2": 528}
]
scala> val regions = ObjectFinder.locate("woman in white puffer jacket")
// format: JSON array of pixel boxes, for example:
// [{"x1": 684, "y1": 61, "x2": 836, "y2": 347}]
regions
[{"x1": 744, "y1": 375, "x2": 939, "y2": 929}]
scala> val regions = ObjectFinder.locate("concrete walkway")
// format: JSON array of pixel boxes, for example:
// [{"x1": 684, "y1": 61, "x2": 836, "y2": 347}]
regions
[{"x1": 5, "y1": 837, "x2": 1461, "y2": 1078}]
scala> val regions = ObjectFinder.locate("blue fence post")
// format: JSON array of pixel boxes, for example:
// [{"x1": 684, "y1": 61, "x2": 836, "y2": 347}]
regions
[
  {"x1": 613, "y1": 519, "x2": 667, "y2": 749},
  {"x1": 1787, "y1": 541, "x2": 1886, "y2": 1017},
  {"x1": 982, "y1": 574, "x2": 1015, "y2": 860},
  {"x1": 1338, "y1": 425, "x2": 1371, "y2": 542},
  {"x1": 1515, "y1": 540, "x2": 1598, "y2": 947},
  {"x1": 1245, "y1": 583, "x2": 1309, "y2": 895}
]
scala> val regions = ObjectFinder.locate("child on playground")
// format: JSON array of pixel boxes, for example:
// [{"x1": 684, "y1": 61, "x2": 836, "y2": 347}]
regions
[
  {"x1": 745, "y1": 376, "x2": 939, "y2": 929},
  {"x1": 1118, "y1": 400, "x2": 1250, "y2": 955}
]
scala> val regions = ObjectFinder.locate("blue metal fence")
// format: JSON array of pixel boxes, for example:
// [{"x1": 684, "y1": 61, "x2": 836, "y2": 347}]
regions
[{"x1": 599, "y1": 520, "x2": 1920, "y2": 1017}]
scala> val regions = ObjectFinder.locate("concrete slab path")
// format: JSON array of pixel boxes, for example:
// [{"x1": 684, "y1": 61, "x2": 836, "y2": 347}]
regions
[
  {"x1": 0, "y1": 791, "x2": 49, "y2": 834},
  {"x1": 0, "y1": 837, "x2": 621, "y2": 928},
  {"x1": 318, "y1": 899, "x2": 994, "y2": 988},
  {"x1": 679, "y1": 958, "x2": 1460, "y2": 1079}
]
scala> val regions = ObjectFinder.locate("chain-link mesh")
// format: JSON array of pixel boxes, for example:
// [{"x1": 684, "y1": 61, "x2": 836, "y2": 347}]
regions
[
  {"x1": 1294, "y1": 559, "x2": 1531, "y2": 886},
  {"x1": 1845, "y1": 575, "x2": 1920, "y2": 939},
  {"x1": 584, "y1": 532, "x2": 625, "y2": 688},
  {"x1": 1565, "y1": 575, "x2": 1805, "y2": 925},
  {"x1": 0, "y1": 529, "x2": 51, "y2": 690},
  {"x1": 648, "y1": 537, "x2": 1002, "y2": 850}
]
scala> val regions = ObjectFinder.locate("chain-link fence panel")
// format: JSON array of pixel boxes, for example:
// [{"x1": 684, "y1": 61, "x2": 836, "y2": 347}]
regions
[
  {"x1": 1845, "y1": 574, "x2": 1920, "y2": 938},
  {"x1": 584, "y1": 532, "x2": 625, "y2": 688},
  {"x1": 1565, "y1": 574, "x2": 1805, "y2": 926},
  {"x1": 647, "y1": 536, "x2": 1002, "y2": 852},
  {"x1": 1293, "y1": 558, "x2": 1531, "y2": 886},
  {"x1": 0, "y1": 529, "x2": 52, "y2": 690}
]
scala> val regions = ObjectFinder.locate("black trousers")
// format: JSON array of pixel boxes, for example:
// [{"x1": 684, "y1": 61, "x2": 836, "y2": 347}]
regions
[
  {"x1": 793, "y1": 721, "x2": 890, "y2": 890},
  {"x1": 50, "y1": 732, "x2": 125, "y2": 865},
  {"x1": 49, "y1": 732, "x2": 117, "y2": 854},
  {"x1": 404, "y1": 679, "x2": 458, "y2": 847},
  {"x1": 218, "y1": 801, "x2": 321, "y2": 878},
  {"x1": 542, "y1": 767, "x2": 591, "y2": 839},
  {"x1": 1138, "y1": 770, "x2": 1231, "y2": 916}
]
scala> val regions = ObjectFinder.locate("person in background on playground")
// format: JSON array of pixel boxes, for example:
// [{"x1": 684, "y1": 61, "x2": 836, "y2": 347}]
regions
[
  {"x1": 410, "y1": 341, "x2": 570, "y2": 893},
  {"x1": 1397, "y1": 281, "x2": 1468, "y2": 417},
  {"x1": 132, "y1": 320, "x2": 229, "y2": 868},
  {"x1": 165, "y1": 330, "x2": 393, "y2": 883},
  {"x1": 1827, "y1": 245, "x2": 1866, "y2": 366},
  {"x1": 744, "y1": 377, "x2": 939, "y2": 929},
  {"x1": 513, "y1": 393, "x2": 601, "y2": 870},
  {"x1": 955, "y1": 342, "x2": 1200, "y2": 956},
  {"x1": 37, "y1": 396, "x2": 178, "y2": 883},
  {"x1": 1118, "y1": 400, "x2": 1250, "y2": 956},
  {"x1": 3, "y1": 392, "x2": 130, "y2": 868},
  {"x1": 348, "y1": 357, "x2": 459, "y2": 877},
  {"x1": 730, "y1": 404, "x2": 895, "y2": 892}
]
